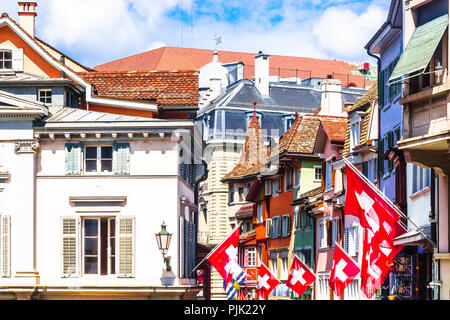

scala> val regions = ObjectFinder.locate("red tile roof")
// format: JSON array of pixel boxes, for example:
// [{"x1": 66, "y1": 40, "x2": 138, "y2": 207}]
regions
[
  {"x1": 222, "y1": 113, "x2": 268, "y2": 181},
  {"x1": 94, "y1": 46, "x2": 372, "y2": 88},
  {"x1": 319, "y1": 116, "x2": 348, "y2": 144},
  {"x1": 272, "y1": 114, "x2": 347, "y2": 158},
  {"x1": 78, "y1": 70, "x2": 199, "y2": 109}
]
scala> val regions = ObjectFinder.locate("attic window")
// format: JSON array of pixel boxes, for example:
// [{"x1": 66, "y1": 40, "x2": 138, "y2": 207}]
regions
[{"x1": 0, "y1": 50, "x2": 12, "y2": 70}]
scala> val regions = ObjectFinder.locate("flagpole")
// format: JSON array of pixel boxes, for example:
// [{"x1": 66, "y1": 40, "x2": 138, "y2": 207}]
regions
[
  {"x1": 191, "y1": 222, "x2": 243, "y2": 274},
  {"x1": 343, "y1": 158, "x2": 436, "y2": 248}
]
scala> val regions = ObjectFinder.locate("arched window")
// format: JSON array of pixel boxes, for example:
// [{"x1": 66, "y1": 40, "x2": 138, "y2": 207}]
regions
[{"x1": 0, "y1": 50, "x2": 12, "y2": 70}]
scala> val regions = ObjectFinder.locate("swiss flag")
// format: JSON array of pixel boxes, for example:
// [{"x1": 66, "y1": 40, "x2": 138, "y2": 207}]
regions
[
  {"x1": 344, "y1": 163, "x2": 406, "y2": 298},
  {"x1": 255, "y1": 263, "x2": 280, "y2": 300},
  {"x1": 329, "y1": 242, "x2": 360, "y2": 297},
  {"x1": 286, "y1": 255, "x2": 316, "y2": 297},
  {"x1": 207, "y1": 226, "x2": 246, "y2": 287}
]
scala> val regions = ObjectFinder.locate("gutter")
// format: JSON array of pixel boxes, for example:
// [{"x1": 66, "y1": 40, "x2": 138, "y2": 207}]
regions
[{"x1": 366, "y1": 47, "x2": 381, "y2": 184}]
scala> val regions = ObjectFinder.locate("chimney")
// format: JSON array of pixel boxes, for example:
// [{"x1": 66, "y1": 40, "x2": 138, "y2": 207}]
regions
[
  {"x1": 254, "y1": 51, "x2": 269, "y2": 97},
  {"x1": 18, "y1": 2, "x2": 37, "y2": 38},
  {"x1": 319, "y1": 78, "x2": 344, "y2": 116}
]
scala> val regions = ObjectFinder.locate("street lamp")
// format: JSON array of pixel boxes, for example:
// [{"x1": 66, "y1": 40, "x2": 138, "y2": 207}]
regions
[
  {"x1": 155, "y1": 222, "x2": 175, "y2": 286},
  {"x1": 155, "y1": 221, "x2": 172, "y2": 270}
]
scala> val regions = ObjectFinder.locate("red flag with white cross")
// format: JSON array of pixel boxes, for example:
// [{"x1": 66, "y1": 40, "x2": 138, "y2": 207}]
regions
[
  {"x1": 344, "y1": 162, "x2": 406, "y2": 298},
  {"x1": 286, "y1": 255, "x2": 316, "y2": 297},
  {"x1": 329, "y1": 242, "x2": 360, "y2": 297},
  {"x1": 255, "y1": 262, "x2": 280, "y2": 300},
  {"x1": 207, "y1": 226, "x2": 246, "y2": 289}
]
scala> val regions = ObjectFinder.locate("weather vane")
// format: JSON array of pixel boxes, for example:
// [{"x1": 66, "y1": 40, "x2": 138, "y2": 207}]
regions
[{"x1": 213, "y1": 33, "x2": 222, "y2": 50}]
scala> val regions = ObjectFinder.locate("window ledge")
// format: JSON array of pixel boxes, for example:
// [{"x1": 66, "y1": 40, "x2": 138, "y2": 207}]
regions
[
  {"x1": 0, "y1": 171, "x2": 10, "y2": 180},
  {"x1": 410, "y1": 186, "x2": 431, "y2": 200}
]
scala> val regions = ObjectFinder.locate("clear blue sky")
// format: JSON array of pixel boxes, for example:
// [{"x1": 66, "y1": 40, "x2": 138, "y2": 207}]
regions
[{"x1": 0, "y1": 0, "x2": 390, "y2": 68}]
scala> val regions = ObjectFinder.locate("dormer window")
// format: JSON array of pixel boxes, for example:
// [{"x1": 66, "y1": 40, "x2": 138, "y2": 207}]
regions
[
  {"x1": 349, "y1": 113, "x2": 361, "y2": 151},
  {"x1": 38, "y1": 89, "x2": 52, "y2": 104},
  {"x1": 0, "y1": 50, "x2": 12, "y2": 70},
  {"x1": 283, "y1": 115, "x2": 296, "y2": 132}
]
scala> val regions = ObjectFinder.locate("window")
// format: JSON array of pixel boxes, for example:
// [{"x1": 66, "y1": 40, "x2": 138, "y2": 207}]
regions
[
  {"x1": 281, "y1": 215, "x2": 291, "y2": 237},
  {"x1": 350, "y1": 121, "x2": 360, "y2": 150},
  {"x1": 38, "y1": 89, "x2": 52, "y2": 104},
  {"x1": 285, "y1": 167, "x2": 293, "y2": 190},
  {"x1": 362, "y1": 158, "x2": 377, "y2": 183},
  {"x1": 412, "y1": 165, "x2": 431, "y2": 194},
  {"x1": 272, "y1": 178, "x2": 279, "y2": 197},
  {"x1": 0, "y1": 215, "x2": 11, "y2": 277},
  {"x1": 331, "y1": 218, "x2": 340, "y2": 247},
  {"x1": 294, "y1": 167, "x2": 300, "y2": 188},
  {"x1": 257, "y1": 202, "x2": 263, "y2": 223},
  {"x1": 283, "y1": 115, "x2": 296, "y2": 132},
  {"x1": 229, "y1": 186, "x2": 234, "y2": 203},
  {"x1": 318, "y1": 218, "x2": 329, "y2": 249},
  {"x1": 238, "y1": 187, "x2": 245, "y2": 201},
  {"x1": 0, "y1": 50, "x2": 12, "y2": 70},
  {"x1": 85, "y1": 146, "x2": 113, "y2": 173},
  {"x1": 270, "y1": 253, "x2": 278, "y2": 275},
  {"x1": 314, "y1": 166, "x2": 322, "y2": 181},
  {"x1": 264, "y1": 180, "x2": 272, "y2": 196},
  {"x1": 344, "y1": 224, "x2": 360, "y2": 256},
  {"x1": 295, "y1": 248, "x2": 312, "y2": 269},
  {"x1": 325, "y1": 161, "x2": 333, "y2": 190},
  {"x1": 82, "y1": 217, "x2": 116, "y2": 275},
  {"x1": 246, "y1": 112, "x2": 262, "y2": 127},
  {"x1": 272, "y1": 216, "x2": 280, "y2": 238},
  {"x1": 247, "y1": 247, "x2": 256, "y2": 267},
  {"x1": 280, "y1": 252, "x2": 289, "y2": 280}
]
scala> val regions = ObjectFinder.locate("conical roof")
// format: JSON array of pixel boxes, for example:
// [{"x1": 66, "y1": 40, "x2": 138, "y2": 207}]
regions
[{"x1": 222, "y1": 113, "x2": 268, "y2": 181}]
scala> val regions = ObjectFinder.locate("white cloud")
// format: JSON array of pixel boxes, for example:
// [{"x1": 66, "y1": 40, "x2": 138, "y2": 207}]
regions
[
  {"x1": 312, "y1": 4, "x2": 386, "y2": 60},
  {"x1": 0, "y1": 0, "x2": 388, "y2": 67}
]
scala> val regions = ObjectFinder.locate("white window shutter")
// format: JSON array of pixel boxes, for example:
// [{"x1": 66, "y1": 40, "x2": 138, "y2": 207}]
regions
[
  {"x1": 179, "y1": 216, "x2": 185, "y2": 277},
  {"x1": 117, "y1": 216, "x2": 135, "y2": 278},
  {"x1": 12, "y1": 48, "x2": 23, "y2": 72},
  {"x1": 61, "y1": 216, "x2": 79, "y2": 277},
  {"x1": 0, "y1": 215, "x2": 11, "y2": 277}
]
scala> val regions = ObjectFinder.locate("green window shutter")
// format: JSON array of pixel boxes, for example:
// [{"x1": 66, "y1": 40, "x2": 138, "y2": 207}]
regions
[
  {"x1": 113, "y1": 143, "x2": 130, "y2": 175},
  {"x1": 61, "y1": 217, "x2": 79, "y2": 277},
  {"x1": 0, "y1": 215, "x2": 11, "y2": 277},
  {"x1": 65, "y1": 143, "x2": 81, "y2": 175},
  {"x1": 117, "y1": 216, "x2": 135, "y2": 278},
  {"x1": 378, "y1": 139, "x2": 384, "y2": 177},
  {"x1": 387, "y1": 131, "x2": 394, "y2": 172}
]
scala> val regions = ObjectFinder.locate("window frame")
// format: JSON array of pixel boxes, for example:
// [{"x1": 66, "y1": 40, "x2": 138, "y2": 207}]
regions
[
  {"x1": 81, "y1": 217, "x2": 116, "y2": 277},
  {"x1": 0, "y1": 50, "x2": 12, "y2": 71},
  {"x1": 314, "y1": 165, "x2": 322, "y2": 182},
  {"x1": 247, "y1": 247, "x2": 256, "y2": 267},
  {"x1": 318, "y1": 217, "x2": 329, "y2": 249},
  {"x1": 37, "y1": 88, "x2": 52, "y2": 104},
  {"x1": 285, "y1": 167, "x2": 293, "y2": 191},
  {"x1": 257, "y1": 201, "x2": 263, "y2": 223},
  {"x1": 84, "y1": 145, "x2": 114, "y2": 175},
  {"x1": 293, "y1": 167, "x2": 301, "y2": 189},
  {"x1": 349, "y1": 113, "x2": 361, "y2": 151}
]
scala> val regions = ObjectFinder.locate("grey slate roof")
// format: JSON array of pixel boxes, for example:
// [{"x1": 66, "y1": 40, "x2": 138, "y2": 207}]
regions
[
  {"x1": 199, "y1": 79, "x2": 364, "y2": 115},
  {"x1": 45, "y1": 107, "x2": 156, "y2": 122}
]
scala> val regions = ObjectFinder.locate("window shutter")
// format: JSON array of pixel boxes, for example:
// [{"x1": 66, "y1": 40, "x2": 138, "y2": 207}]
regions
[
  {"x1": 179, "y1": 217, "x2": 185, "y2": 277},
  {"x1": 266, "y1": 219, "x2": 272, "y2": 238},
  {"x1": 0, "y1": 215, "x2": 11, "y2": 277},
  {"x1": 336, "y1": 219, "x2": 341, "y2": 243},
  {"x1": 65, "y1": 143, "x2": 81, "y2": 175},
  {"x1": 113, "y1": 143, "x2": 130, "y2": 175},
  {"x1": 287, "y1": 215, "x2": 291, "y2": 236},
  {"x1": 12, "y1": 48, "x2": 23, "y2": 72},
  {"x1": 387, "y1": 132, "x2": 394, "y2": 172},
  {"x1": 362, "y1": 161, "x2": 369, "y2": 178},
  {"x1": 117, "y1": 216, "x2": 135, "y2": 278},
  {"x1": 321, "y1": 163, "x2": 326, "y2": 191},
  {"x1": 326, "y1": 220, "x2": 332, "y2": 247},
  {"x1": 344, "y1": 227, "x2": 350, "y2": 253},
  {"x1": 61, "y1": 216, "x2": 79, "y2": 277},
  {"x1": 331, "y1": 165, "x2": 335, "y2": 187},
  {"x1": 378, "y1": 139, "x2": 384, "y2": 177}
]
